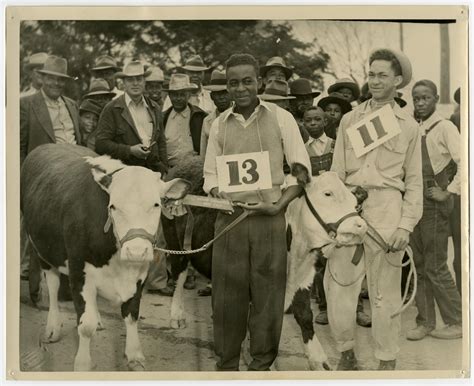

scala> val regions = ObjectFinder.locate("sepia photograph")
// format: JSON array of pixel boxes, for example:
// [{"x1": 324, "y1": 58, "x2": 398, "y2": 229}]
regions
[{"x1": 4, "y1": 5, "x2": 470, "y2": 382}]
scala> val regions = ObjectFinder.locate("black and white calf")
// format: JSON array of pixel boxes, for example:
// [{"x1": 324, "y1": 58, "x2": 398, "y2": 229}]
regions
[{"x1": 20, "y1": 144, "x2": 190, "y2": 371}]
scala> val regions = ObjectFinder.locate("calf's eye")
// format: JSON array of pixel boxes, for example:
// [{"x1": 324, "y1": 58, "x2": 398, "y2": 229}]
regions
[
  {"x1": 324, "y1": 191, "x2": 333, "y2": 197},
  {"x1": 109, "y1": 204, "x2": 116, "y2": 210},
  {"x1": 154, "y1": 203, "x2": 160, "y2": 207}
]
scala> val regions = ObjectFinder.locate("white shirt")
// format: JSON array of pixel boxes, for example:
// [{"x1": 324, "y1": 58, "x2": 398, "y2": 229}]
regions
[
  {"x1": 165, "y1": 106, "x2": 195, "y2": 167},
  {"x1": 203, "y1": 99, "x2": 311, "y2": 193},
  {"x1": 305, "y1": 133, "x2": 331, "y2": 157},
  {"x1": 162, "y1": 88, "x2": 214, "y2": 114},
  {"x1": 125, "y1": 93, "x2": 153, "y2": 147},
  {"x1": 419, "y1": 111, "x2": 461, "y2": 195}
]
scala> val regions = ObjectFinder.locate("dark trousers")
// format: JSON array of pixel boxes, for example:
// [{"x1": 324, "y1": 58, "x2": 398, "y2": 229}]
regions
[
  {"x1": 212, "y1": 209, "x2": 287, "y2": 371},
  {"x1": 449, "y1": 195, "x2": 462, "y2": 295},
  {"x1": 410, "y1": 199, "x2": 462, "y2": 329},
  {"x1": 315, "y1": 255, "x2": 364, "y2": 312}
]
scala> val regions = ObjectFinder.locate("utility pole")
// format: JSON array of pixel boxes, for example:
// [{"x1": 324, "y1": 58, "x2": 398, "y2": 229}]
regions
[
  {"x1": 399, "y1": 23, "x2": 404, "y2": 51},
  {"x1": 440, "y1": 24, "x2": 450, "y2": 104}
]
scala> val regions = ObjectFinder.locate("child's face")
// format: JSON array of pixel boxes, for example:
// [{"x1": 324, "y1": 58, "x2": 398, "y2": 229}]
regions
[
  {"x1": 80, "y1": 111, "x2": 98, "y2": 134},
  {"x1": 325, "y1": 103, "x2": 343, "y2": 123},
  {"x1": 303, "y1": 109, "x2": 326, "y2": 139}
]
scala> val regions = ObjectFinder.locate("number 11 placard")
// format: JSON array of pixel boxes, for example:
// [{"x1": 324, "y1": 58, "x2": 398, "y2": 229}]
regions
[{"x1": 216, "y1": 151, "x2": 272, "y2": 193}]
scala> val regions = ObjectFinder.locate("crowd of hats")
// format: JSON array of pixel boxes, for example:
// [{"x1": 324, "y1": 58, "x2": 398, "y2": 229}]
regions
[{"x1": 23, "y1": 48, "x2": 420, "y2": 108}]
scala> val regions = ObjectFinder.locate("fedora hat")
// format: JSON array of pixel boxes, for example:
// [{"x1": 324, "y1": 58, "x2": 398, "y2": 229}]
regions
[
  {"x1": 84, "y1": 78, "x2": 116, "y2": 98},
  {"x1": 318, "y1": 92, "x2": 352, "y2": 115},
  {"x1": 370, "y1": 48, "x2": 412, "y2": 89},
  {"x1": 145, "y1": 66, "x2": 165, "y2": 83},
  {"x1": 259, "y1": 79, "x2": 295, "y2": 101},
  {"x1": 37, "y1": 55, "x2": 71, "y2": 79},
  {"x1": 115, "y1": 61, "x2": 151, "y2": 78},
  {"x1": 328, "y1": 78, "x2": 361, "y2": 100},
  {"x1": 203, "y1": 69, "x2": 227, "y2": 92},
  {"x1": 289, "y1": 78, "x2": 320, "y2": 98},
  {"x1": 92, "y1": 55, "x2": 121, "y2": 72},
  {"x1": 79, "y1": 99, "x2": 102, "y2": 116},
  {"x1": 182, "y1": 55, "x2": 209, "y2": 72},
  {"x1": 24, "y1": 52, "x2": 48, "y2": 71},
  {"x1": 260, "y1": 57, "x2": 293, "y2": 80},
  {"x1": 163, "y1": 74, "x2": 198, "y2": 92}
]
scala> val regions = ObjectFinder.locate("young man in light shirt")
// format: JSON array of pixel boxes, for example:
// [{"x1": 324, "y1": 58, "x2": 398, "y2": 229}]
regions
[{"x1": 204, "y1": 53, "x2": 310, "y2": 371}]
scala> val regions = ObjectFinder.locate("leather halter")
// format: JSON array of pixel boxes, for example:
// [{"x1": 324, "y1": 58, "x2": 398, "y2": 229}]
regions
[
  {"x1": 104, "y1": 209, "x2": 158, "y2": 248},
  {"x1": 303, "y1": 190, "x2": 360, "y2": 239}
]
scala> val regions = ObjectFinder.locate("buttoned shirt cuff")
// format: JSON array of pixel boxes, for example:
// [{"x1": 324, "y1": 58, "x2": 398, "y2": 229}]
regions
[
  {"x1": 398, "y1": 218, "x2": 415, "y2": 233},
  {"x1": 203, "y1": 177, "x2": 218, "y2": 194},
  {"x1": 447, "y1": 181, "x2": 460, "y2": 196}
]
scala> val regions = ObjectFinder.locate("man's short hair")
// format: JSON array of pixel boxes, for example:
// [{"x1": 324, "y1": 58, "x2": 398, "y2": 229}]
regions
[
  {"x1": 369, "y1": 49, "x2": 402, "y2": 76},
  {"x1": 412, "y1": 79, "x2": 438, "y2": 95},
  {"x1": 225, "y1": 54, "x2": 259, "y2": 76}
]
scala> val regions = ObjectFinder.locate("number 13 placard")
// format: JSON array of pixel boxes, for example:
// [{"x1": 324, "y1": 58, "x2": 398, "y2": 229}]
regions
[{"x1": 216, "y1": 151, "x2": 272, "y2": 193}]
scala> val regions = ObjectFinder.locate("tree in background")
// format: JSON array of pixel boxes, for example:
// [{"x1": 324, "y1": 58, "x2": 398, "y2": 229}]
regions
[{"x1": 20, "y1": 20, "x2": 330, "y2": 100}]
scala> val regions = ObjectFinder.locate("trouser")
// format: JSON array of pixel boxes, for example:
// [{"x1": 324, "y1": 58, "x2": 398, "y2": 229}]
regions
[
  {"x1": 410, "y1": 198, "x2": 462, "y2": 329},
  {"x1": 315, "y1": 256, "x2": 364, "y2": 313},
  {"x1": 20, "y1": 214, "x2": 30, "y2": 276},
  {"x1": 212, "y1": 209, "x2": 287, "y2": 371},
  {"x1": 325, "y1": 189, "x2": 403, "y2": 361},
  {"x1": 449, "y1": 194, "x2": 462, "y2": 295},
  {"x1": 145, "y1": 224, "x2": 169, "y2": 290}
]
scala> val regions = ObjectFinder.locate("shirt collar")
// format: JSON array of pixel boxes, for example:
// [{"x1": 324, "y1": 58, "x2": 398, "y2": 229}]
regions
[
  {"x1": 125, "y1": 93, "x2": 148, "y2": 108},
  {"x1": 170, "y1": 105, "x2": 190, "y2": 119},
  {"x1": 307, "y1": 132, "x2": 329, "y2": 145},
  {"x1": 420, "y1": 110, "x2": 443, "y2": 129},
  {"x1": 222, "y1": 97, "x2": 271, "y2": 122},
  {"x1": 365, "y1": 98, "x2": 407, "y2": 120}
]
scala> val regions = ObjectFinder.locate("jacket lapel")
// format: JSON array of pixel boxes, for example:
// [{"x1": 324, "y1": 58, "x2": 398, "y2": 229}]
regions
[
  {"x1": 63, "y1": 97, "x2": 81, "y2": 144},
  {"x1": 32, "y1": 93, "x2": 56, "y2": 142},
  {"x1": 117, "y1": 95, "x2": 142, "y2": 142}
]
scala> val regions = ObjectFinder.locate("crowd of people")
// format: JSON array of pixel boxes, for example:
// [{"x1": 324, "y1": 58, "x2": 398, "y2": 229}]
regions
[{"x1": 19, "y1": 46, "x2": 462, "y2": 371}]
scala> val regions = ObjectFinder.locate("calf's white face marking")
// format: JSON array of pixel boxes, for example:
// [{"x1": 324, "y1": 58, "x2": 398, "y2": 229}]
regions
[
  {"x1": 302, "y1": 172, "x2": 367, "y2": 249},
  {"x1": 86, "y1": 156, "x2": 190, "y2": 262}
]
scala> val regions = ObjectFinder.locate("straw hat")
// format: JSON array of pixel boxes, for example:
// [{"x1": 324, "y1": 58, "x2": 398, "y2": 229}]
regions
[
  {"x1": 163, "y1": 74, "x2": 199, "y2": 92},
  {"x1": 182, "y1": 55, "x2": 209, "y2": 72},
  {"x1": 203, "y1": 70, "x2": 227, "y2": 92},
  {"x1": 260, "y1": 57, "x2": 293, "y2": 80},
  {"x1": 24, "y1": 52, "x2": 48, "y2": 71},
  {"x1": 37, "y1": 55, "x2": 71, "y2": 79},
  {"x1": 92, "y1": 55, "x2": 121, "y2": 72},
  {"x1": 259, "y1": 80, "x2": 295, "y2": 101},
  {"x1": 115, "y1": 61, "x2": 151, "y2": 78},
  {"x1": 145, "y1": 67, "x2": 165, "y2": 83}
]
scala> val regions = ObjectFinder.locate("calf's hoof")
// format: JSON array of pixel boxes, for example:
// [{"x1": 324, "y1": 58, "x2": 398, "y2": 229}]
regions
[
  {"x1": 170, "y1": 318, "x2": 186, "y2": 329},
  {"x1": 42, "y1": 325, "x2": 62, "y2": 343},
  {"x1": 74, "y1": 357, "x2": 92, "y2": 372},
  {"x1": 309, "y1": 359, "x2": 332, "y2": 371},
  {"x1": 128, "y1": 359, "x2": 146, "y2": 371},
  {"x1": 337, "y1": 349, "x2": 358, "y2": 371}
]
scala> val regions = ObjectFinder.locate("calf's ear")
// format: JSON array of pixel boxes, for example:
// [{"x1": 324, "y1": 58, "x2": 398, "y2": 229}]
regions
[
  {"x1": 85, "y1": 155, "x2": 123, "y2": 192},
  {"x1": 89, "y1": 164, "x2": 113, "y2": 192},
  {"x1": 291, "y1": 163, "x2": 310, "y2": 186},
  {"x1": 161, "y1": 178, "x2": 191, "y2": 200}
]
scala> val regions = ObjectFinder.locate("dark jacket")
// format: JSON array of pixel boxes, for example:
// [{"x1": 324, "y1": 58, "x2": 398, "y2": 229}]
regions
[
  {"x1": 95, "y1": 94, "x2": 168, "y2": 174},
  {"x1": 20, "y1": 91, "x2": 81, "y2": 165},
  {"x1": 162, "y1": 104, "x2": 207, "y2": 154}
]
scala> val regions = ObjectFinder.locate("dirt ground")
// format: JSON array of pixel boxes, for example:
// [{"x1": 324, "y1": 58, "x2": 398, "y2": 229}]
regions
[{"x1": 18, "y1": 270, "x2": 463, "y2": 373}]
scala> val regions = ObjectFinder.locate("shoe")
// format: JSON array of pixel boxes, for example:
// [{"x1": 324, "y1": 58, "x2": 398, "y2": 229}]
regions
[
  {"x1": 148, "y1": 285, "x2": 175, "y2": 297},
  {"x1": 430, "y1": 324, "x2": 462, "y2": 340},
  {"x1": 360, "y1": 288, "x2": 369, "y2": 299},
  {"x1": 378, "y1": 359, "x2": 396, "y2": 370},
  {"x1": 356, "y1": 311, "x2": 372, "y2": 327},
  {"x1": 337, "y1": 349, "x2": 358, "y2": 371},
  {"x1": 198, "y1": 286, "x2": 212, "y2": 297},
  {"x1": 314, "y1": 310, "x2": 329, "y2": 325},
  {"x1": 406, "y1": 325, "x2": 433, "y2": 341},
  {"x1": 183, "y1": 275, "x2": 196, "y2": 290}
]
